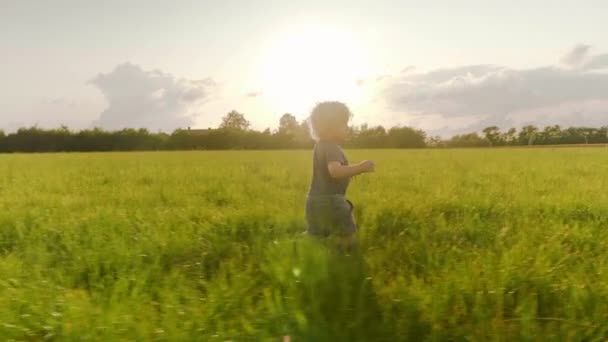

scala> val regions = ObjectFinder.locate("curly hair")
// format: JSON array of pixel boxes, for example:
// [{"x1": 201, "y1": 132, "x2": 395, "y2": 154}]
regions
[{"x1": 307, "y1": 101, "x2": 352, "y2": 141}]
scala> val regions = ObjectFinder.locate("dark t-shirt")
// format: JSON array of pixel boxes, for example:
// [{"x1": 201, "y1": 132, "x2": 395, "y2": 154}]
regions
[{"x1": 308, "y1": 141, "x2": 350, "y2": 196}]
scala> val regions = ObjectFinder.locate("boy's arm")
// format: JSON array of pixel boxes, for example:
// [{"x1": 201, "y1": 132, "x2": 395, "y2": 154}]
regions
[{"x1": 328, "y1": 160, "x2": 375, "y2": 179}]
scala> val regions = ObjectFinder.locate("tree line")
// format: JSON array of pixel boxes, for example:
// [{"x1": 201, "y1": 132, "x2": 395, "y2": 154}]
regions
[
  {"x1": 0, "y1": 111, "x2": 607, "y2": 152},
  {"x1": 434, "y1": 125, "x2": 608, "y2": 148},
  {"x1": 0, "y1": 111, "x2": 425, "y2": 152}
]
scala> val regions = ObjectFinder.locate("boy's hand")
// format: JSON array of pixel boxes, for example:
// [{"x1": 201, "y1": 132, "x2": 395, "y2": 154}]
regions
[{"x1": 358, "y1": 160, "x2": 375, "y2": 173}]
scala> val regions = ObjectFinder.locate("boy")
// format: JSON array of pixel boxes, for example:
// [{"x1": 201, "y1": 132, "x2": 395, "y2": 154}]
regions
[{"x1": 305, "y1": 101, "x2": 375, "y2": 251}]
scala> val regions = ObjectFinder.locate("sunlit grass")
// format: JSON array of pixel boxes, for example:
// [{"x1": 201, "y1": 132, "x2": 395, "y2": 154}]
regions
[{"x1": 1, "y1": 149, "x2": 608, "y2": 340}]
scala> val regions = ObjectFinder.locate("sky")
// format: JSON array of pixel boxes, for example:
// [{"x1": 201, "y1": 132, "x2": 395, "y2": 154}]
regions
[{"x1": 1, "y1": 0, "x2": 608, "y2": 136}]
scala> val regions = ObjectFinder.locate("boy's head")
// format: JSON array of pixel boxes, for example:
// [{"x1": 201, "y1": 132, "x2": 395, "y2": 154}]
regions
[{"x1": 308, "y1": 101, "x2": 352, "y2": 143}]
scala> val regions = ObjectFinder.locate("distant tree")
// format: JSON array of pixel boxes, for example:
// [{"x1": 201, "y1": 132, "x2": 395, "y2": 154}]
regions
[
  {"x1": 426, "y1": 135, "x2": 445, "y2": 148},
  {"x1": 445, "y1": 132, "x2": 490, "y2": 148},
  {"x1": 352, "y1": 125, "x2": 387, "y2": 148},
  {"x1": 593, "y1": 126, "x2": 608, "y2": 144},
  {"x1": 565, "y1": 127, "x2": 604, "y2": 145},
  {"x1": 482, "y1": 126, "x2": 502, "y2": 146},
  {"x1": 76, "y1": 127, "x2": 113, "y2": 151},
  {"x1": 0, "y1": 130, "x2": 5, "y2": 152},
  {"x1": 538, "y1": 125, "x2": 562, "y2": 145},
  {"x1": 220, "y1": 110, "x2": 250, "y2": 130},
  {"x1": 387, "y1": 126, "x2": 426, "y2": 148},
  {"x1": 294, "y1": 120, "x2": 314, "y2": 148},
  {"x1": 278, "y1": 113, "x2": 298, "y2": 136},
  {"x1": 347, "y1": 125, "x2": 359, "y2": 142},
  {"x1": 518, "y1": 125, "x2": 539, "y2": 146},
  {"x1": 579, "y1": 127, "x2": 596, "y2": 144},
  {"x1": 562, "y1": 127, "x2": 588, "y2": 144},
  {"x1": 274, "y1": 113, "x2": 300, "y2": 148},
  {"x1": 501, "y1": 128, "x2": 517, "y2": 145}
]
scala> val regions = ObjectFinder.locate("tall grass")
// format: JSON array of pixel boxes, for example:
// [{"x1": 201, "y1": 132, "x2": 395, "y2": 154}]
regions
[{"x1": 1, "y1": 149, "x2": 608, "y2": 340}]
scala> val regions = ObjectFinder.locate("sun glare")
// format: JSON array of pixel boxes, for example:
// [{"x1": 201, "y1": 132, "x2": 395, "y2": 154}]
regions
[{"x1": 257, "y1": 24, "x2": 372, "y2": 116}]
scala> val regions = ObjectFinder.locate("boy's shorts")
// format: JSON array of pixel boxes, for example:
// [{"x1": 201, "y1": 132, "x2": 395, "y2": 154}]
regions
[{"x1": 305, "y1": 195, "x2": 357, "y2": 237}]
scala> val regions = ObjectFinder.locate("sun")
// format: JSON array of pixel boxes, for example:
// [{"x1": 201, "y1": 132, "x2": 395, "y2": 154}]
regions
[{"x1": 257, "y1": 24, "x2": 372, "y2": 116}]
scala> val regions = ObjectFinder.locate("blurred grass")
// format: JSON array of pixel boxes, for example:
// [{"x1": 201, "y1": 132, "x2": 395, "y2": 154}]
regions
[{"x1": 1, "y1": 149, "x2": 608, "y2": 340}]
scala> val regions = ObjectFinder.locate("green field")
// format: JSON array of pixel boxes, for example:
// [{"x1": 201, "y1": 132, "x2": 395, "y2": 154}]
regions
[{"x1": 2, "y1": 149, "x2": 608, "y2": 341}]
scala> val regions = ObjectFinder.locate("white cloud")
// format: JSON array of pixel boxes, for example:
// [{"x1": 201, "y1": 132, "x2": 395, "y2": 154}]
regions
[
  {"x1": 89, "y1": 63, "x2": 216, "y2": 132},
  {"x1": 585, "y1": 53, "x2": 608, "y2": 71},
  {"x1": 560, "y1": 44, "x2": 590, "y2": 68},
  {"x1": 383, "y1": 45, "x2": 608, "y2": 135}
]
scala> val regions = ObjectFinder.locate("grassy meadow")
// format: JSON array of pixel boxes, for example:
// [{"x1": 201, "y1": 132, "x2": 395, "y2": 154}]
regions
[{"x1": 2, "y1": 149, "x2": 608, "y2": 340}]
